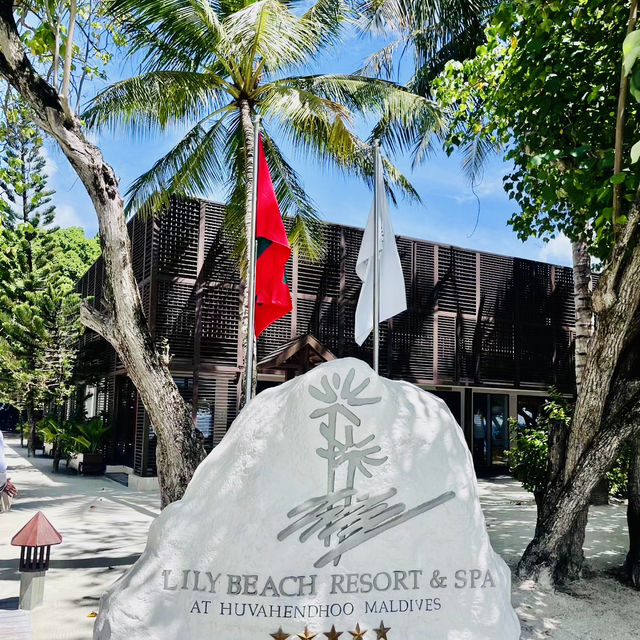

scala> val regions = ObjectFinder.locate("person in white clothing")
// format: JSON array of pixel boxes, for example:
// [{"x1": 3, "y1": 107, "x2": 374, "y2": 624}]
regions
[{"x1": 0, "y1": 430, "x2": 17, "y2": 500}]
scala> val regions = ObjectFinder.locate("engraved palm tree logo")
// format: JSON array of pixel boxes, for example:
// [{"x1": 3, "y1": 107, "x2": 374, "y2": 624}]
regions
[{"x1": 278, "y1": 367, "x2": 456, "y2": 569}]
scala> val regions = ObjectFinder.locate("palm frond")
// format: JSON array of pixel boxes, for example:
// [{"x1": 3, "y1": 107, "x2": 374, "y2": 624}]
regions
[
  {"x1": 358, "y1": 0, "x2": 498, "y2": 92},
  {"x1": 223, "y1": 0, "x2": 336, "y2": 76},
  {"x1": 222, "y1": 117, "x2": 323, "y2": 260},
  {"x1": 461, "y1": 131, "x2": 500, "y2": 185},
  {"x1": 273, "y1": 75, "x2": 443, "y2": 161},
  {"x1": 83, "y1": 71, "x2": 231, "y2": 136},
  {"x1": 125, "y1": 113, "x2": 233, "y2": 215},
  {"x1": 261, "y1": 134, "x2": 323, "y2": 258},
  {"x1": 358, "y1": 36, "x2": 411, "y2": 79},
  {"x1": 106, "y1": 0, "x2": 227, "y2": 71},
  {"x1": 301, "y1": 0, "x2": 352, "y2": 54}
]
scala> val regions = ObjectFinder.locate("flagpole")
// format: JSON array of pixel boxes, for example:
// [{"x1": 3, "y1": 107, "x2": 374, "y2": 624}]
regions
[
  {"x1": 372, "y1": 140, "x2": 381, "y2": 374},
  {"x1": 245, "y1": 115, "x2": 261, "y2": 403}
]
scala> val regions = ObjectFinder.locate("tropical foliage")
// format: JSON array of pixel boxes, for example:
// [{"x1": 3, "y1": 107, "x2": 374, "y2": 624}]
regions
[
  {"x1": 72, "y1": 416, "x2": 111, "y2": 454},
  {"x1": 360, "y1": 0, "x2": 497, "y2": 99},
  {"x1": 39, "y1": 413, "x2": 111, "y2": 471},
  {"x1": 48, "y1": 227, "x2": 101, "y2": 290},
  {"x1": 0, "y1": 97, "x2": 55, "y2": 227},
  {"x1": 85, "y1": 0, "x2": 441, "y2": 258},
  {"x1": 432, "y1": 0, "x2": 640, "y2": 260},
  {"x1": 0, "y1": 97, "x2": 96, "y2": 454},
  {"x1": 507, "y1": 390, "x2": 572, "y2": 505},
  {"x1": 14, "y1": 0, "x2": 126, "y2": 113}
]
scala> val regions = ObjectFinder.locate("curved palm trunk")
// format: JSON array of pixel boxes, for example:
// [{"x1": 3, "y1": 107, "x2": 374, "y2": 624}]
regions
[
  {"x1": 0, "y1": 6, "x2": 206, "y2": 507},
  {"x1": 239, "y1": 99, "x2": 257, "y2": 406},
  {"x1": 518, "y1": 196, "x2": 640, "y2": 583}
]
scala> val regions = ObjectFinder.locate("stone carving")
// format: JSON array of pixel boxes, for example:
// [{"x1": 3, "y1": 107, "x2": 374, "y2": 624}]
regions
[
  {"x1": 278, "y1": 368, "x2": 455, "y2": 569},
  {"x1": 94, "y1": 358, "x2": 521, "y2": 640}
]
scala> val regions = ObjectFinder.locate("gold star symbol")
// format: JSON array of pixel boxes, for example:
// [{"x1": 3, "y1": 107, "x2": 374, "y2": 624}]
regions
[
  {"x1": 271, "y1": 629, "x2": 290, "y2": 640},
  {"x1": 375, "y1": 621, "x2": 390, "y2": 639},
  {"x1": 349, "y1": 624, "x2": 367, "y2": 639},
  {"x1": 298, "y1": 627, "x2": 317, "y2": 640},
  {"x1": 325, "y1": 625, "x2": 343, "y2": 640}
]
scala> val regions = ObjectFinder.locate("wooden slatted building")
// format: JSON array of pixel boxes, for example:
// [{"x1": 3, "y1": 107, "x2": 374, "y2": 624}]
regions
[{"x1": 76, "y1": 197, "x2": 577, "y2": 483}]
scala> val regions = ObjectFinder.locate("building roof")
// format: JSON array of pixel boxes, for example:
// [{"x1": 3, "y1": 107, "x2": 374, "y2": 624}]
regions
[{"x1": 258, "y1": 334, "x2": 337, "y2": 371}]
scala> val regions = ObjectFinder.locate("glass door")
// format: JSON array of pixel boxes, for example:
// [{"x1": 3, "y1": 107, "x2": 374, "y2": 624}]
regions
[
  {"x1": 489, "y1": 394, "x2": 509, "y2": 466},
  {"x1": 472, "y1": 394, "x2": 489, "y2": 467},
  {"x1": 113, "y1": 376, "x2": 136, "y2": 467},
  {"x1": 472, "y1": 393, "x2": 510, "y2": 468}
]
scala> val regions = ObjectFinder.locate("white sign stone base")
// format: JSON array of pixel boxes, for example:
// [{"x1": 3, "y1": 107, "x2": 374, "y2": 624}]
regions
[{"x1": 94, "y1": 358, "x2": 520, "y2": 640}]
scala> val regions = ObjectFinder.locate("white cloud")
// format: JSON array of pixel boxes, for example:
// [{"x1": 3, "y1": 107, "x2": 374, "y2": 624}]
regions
[
  {"x1": 54, "y1": 203, "x2": 85, "y2": 228},
  {"x1": 451, "y1": 168, "x2": 506, "y2": 204},
  {"x1": 42, "y1": 146, "x2": 59, "y2": 179},
  {"x1": 537, "y1": 234, "x2": 573, "y2": 266}
]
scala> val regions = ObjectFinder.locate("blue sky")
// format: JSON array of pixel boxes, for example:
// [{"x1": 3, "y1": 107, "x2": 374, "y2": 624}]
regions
[{"x1": 42, "y1": 25, "x2": 573, "y2": 268}]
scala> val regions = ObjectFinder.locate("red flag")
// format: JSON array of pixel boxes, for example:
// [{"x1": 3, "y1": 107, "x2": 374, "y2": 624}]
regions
[{"x1": 254, "y1": 136, "x2": 292, "y2": 336}]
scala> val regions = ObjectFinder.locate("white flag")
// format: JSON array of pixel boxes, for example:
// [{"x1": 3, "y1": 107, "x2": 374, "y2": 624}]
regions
[{"x1": 354, "y1": 155, "x2": 407, "y2": 346}]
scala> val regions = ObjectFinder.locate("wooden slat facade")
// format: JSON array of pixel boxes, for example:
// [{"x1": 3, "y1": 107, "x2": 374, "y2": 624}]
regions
[{"x1": 76, "y1": 197, "x2": 577, "y2": 476}]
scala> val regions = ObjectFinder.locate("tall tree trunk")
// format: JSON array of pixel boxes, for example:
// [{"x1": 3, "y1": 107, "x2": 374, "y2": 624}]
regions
[
  {"x1": 238, "y1": 99, "x2": 257, "y2": 407},
  {"x1": 625, "y1": 437, "x2": 640, "y2": 588},
  {"x1": 518, "y1": 195, "x2": 640, "y2": 584},
  {"x1": 60, "y1": 0, "x2": 76, "y2": 108},
  {"x1": 572, "y1": 240, "x2": 609, "y2": 506},
  {"x1": 572, "y1": 240, "x2": 593, "y2": 395},
  {"x1": 527, "y1": 242, "x2": 594, "y2": 563},
  {"x1": 26, "y1": 397, "x2": 35, "y2": 457},
  {"x1": 612, "y1": 0, "x2": 640, "y2": 583},
  {"x1": 0, "y1": 5, "x2": 206, "y2": 507}
]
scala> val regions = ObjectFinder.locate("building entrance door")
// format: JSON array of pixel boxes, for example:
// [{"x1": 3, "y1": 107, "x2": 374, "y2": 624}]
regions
[
  {"x1": 472, "y1": 393, "x2": 510, "y2": 469},
  {"x1": 113, "y1": 377, "x2": 136, "y2": 467}
]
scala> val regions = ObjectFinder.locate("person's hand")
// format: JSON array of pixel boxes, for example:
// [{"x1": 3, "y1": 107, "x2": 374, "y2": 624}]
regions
[{"x1": 4, "y1": 479, "x2": 17, "y2": 498}]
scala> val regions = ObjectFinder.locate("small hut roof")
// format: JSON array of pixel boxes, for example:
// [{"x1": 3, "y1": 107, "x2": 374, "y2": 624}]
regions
[{"x1": 11, "y1": 512, "x2": 62, "y2": 547}]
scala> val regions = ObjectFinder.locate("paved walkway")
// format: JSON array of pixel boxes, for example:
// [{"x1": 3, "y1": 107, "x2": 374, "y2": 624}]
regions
[{"x1": 0, "y1": 437, "x2": 159, "y2": 640}]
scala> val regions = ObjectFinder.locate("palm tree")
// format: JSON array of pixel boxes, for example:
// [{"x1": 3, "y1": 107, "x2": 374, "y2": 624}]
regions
[
  {"x1": 358, "y1": 0, "x2": 498, "y2": 173},
  {"x1": 359, "y1": 0, "x2": 497, "y2": 92},
  {"x1": 85, "y1": 0, "x2": 441, "y2": 394}
]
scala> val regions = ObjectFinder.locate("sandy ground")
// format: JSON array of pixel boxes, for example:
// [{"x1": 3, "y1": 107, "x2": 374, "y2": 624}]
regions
[
  {"x1": 479, "y1": 478, "x2": 639, "y2": 639},
  {"x1": 0, "y1": 436, "x2": 638, "y2": 639}
]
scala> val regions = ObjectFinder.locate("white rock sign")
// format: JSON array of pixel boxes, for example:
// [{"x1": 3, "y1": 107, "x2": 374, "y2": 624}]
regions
[{"x1": 94, "y1": 358, "x2": 521, "y2": 640}]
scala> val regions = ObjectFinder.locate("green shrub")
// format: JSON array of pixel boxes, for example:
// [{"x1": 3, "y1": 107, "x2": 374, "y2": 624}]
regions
[
  {"x1": 71, "y1": 417, "x2": 111, "y2": 454},
  {"x1": 608, "y1": 444, "x2": 631, "y2": 499},
  {"x1": 38, "y1": 415, "x2": 75, "y2": 471},
  {"x1": 508, "y1": 389, "x2": 630, "y2": 500},
  {"x1": 507, "y1": 388, "x2": 572, "y2": 503},
  {"x1": 507, "y1": 418, "x2": 549, "y2": 497}
]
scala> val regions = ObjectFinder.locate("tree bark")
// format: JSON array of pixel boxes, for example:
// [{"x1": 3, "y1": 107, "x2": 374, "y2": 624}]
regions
[
  {"x1": 625, "y1": 436, "x2": 640, "y2": 588},
  {"x1": 26, "y1": 397, "x2": 35, "y2": 457},
  {"x1": 0, "y1": 4, "x2": 206, "y2": 507},
  {"x1": 572, "y1": 240, "x2": 593, "y2": 395},
  {"x1": 518, "y1": 195, "x2": 640, "y2": 583},
  {"x1": 238, "y1": 99, "x2": 257, "y2": 406},
  {"x1": 519, "y1": 378, "x2": 640, "y2": 582},
  {"x1": 572, "y1": 240, "x2": 609, "y2": 505}
]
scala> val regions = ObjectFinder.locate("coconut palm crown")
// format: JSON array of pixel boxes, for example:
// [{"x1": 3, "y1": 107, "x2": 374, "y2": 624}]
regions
[{"x1": 84, "y1": 0, "x2": 441, "y2": 258}]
